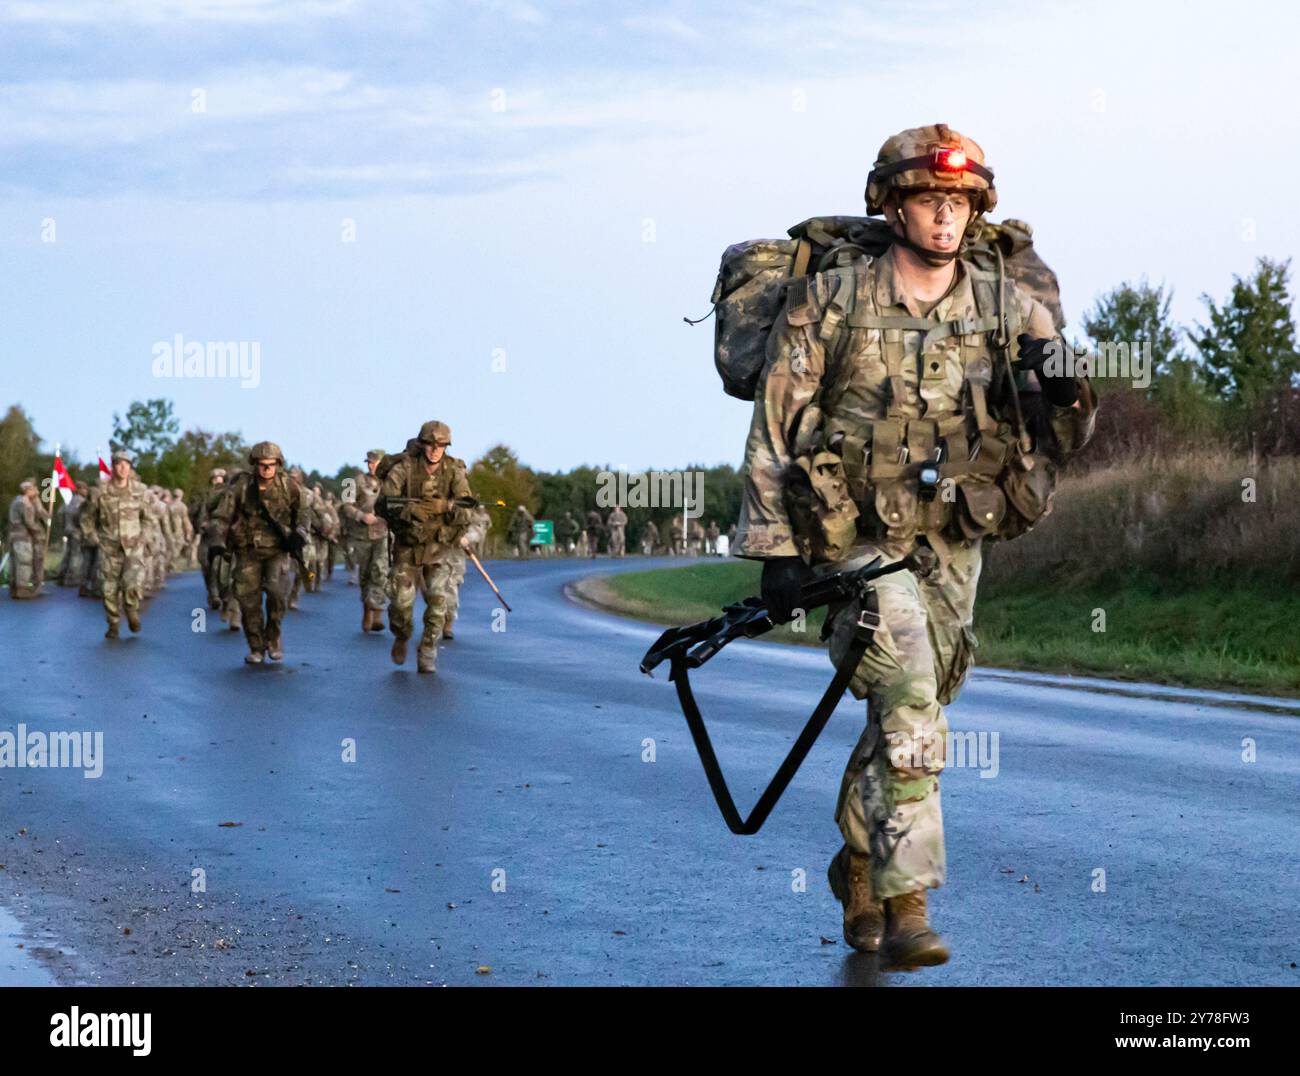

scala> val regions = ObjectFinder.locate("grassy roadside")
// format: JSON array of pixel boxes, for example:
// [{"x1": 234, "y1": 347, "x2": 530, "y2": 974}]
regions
[{"x1": 595, "y1": 560, "x2": 1300, "y2": 697}]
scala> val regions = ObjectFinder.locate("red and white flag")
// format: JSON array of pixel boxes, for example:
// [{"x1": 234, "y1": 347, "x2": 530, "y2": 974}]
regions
[
  {"x1": 52, "y1": 448, "x2": 78, "y2": 505},
  {"x1": 97, "y1": 446, "x2": 111, "y2": 481}
]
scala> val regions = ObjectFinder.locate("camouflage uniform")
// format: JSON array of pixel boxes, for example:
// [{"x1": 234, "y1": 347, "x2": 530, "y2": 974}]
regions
[
  {"x1": 81, "y1": 455, "x2": 148, "y2": 634},
  {"x1": 669, "y1": 517, "x2": 684, "y2": 555},
  {"x1": 168, "y1": 489, "x2": 193, "y2": 571},
  {"x1": 194, "y1": 469, "x2": 239, "y2": 628},
  {"x1": 735, "y1": 126, "x2": 1096, "y2": 922},
  {"x1": 6, "y1": 482, "x2": 48, "y2": 598},
  {"x1": 340, "y1": 450, "x2": 389, "y2": 627},
  {"x1": 286, "y1": 468, "x2": 315, "y2": 604},
  {"x1": 323, "y1": 492, "x2": 343, "y2": 580},
  {"x1": 607, "y1": 507, "x2": 628, "y2": 557},
  {"x1": 471, "y1": 505, "x2": 491, "y2": 559},
  {"x1": 640, "y1": 519, "x2": 659, "y2": 556},
  {"x1": 377, "y1": 422, "x2": 474, "y2": 674},
  {"x1": 584, "y1": 510, "x2": 604, "y2": 558},
  {"x1": 441, "y1": 503, "x2": 491, "y2": 638},
  {"x1": 557, "y1": 511, "x2": 580, "y2": 555},
  {"x1": 209, "y1": 443, "x2": 312, "y2": 662},
  {"x1": 509, "y1": 505, "x2": 534, "y2": 558},
  {"x1": 57, "y1": 490, "x2": 87, "y2": 587}
]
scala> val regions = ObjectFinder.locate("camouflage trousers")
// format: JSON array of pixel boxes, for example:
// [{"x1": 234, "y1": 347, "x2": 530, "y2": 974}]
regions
[
  {"x1": 80, "y1": 544, "x2": 102, "y2": 598},
  {"x1": 58, "y1": 536, "x2": 86, "y2": 587},
  {"x1": 389, "y1": 546, "x2": 452, "y2": 664},
  {"x1": 97, "y1": 542, "x2": 145, "y2": 624},
  {"x1": 443, "y1": 552, "x2": 466, "y2": 630},
  {"x1": 352, "y1": 535, "x2": 389, "y2": 612},
  {"x1": 827, "y1": 538, "x2": 982, "y2": 901},
  {"x1": 233, "y1": 551, "x2": 293, "y2": 652},
  {"x1": 7, "y1": 536, "x2": 42, "y2": 596},
  {"x1": 609, "y1": 527, "x2": 625, "y2": 557}
]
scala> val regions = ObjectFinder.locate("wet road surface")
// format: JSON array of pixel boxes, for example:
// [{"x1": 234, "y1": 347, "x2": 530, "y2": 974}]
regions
[{"x1": 1, "y1": 557, "x2": 1297, "y2": 985}]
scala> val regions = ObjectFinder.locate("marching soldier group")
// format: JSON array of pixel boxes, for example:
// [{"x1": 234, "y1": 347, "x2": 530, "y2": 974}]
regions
[{"x1": 5, "y1": 420, "x2": 494, "y2": 677}]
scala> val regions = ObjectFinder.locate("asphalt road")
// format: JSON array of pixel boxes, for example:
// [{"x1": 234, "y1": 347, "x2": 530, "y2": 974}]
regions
[{"x1": 1, "y1": 556, "x2": 1297, "y2": 986}]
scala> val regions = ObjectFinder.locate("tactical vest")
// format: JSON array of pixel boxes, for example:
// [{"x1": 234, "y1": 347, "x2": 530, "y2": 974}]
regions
[
  {"x1": 227, "y1": 473, "x2": 303, "y2": 556},
  {"x1": 784, "y1": 253, "x2": 1038, "y2": 560},
  {"x1": 391, "y1": 455, "x2": 470, "y2": 550}
]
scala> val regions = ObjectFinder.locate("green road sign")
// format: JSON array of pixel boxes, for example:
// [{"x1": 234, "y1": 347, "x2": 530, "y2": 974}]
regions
[{"x1": 532, "y1": 520, "x2": 554, "y2": 546}]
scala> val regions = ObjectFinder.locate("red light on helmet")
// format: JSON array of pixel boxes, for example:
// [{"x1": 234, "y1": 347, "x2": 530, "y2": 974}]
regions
[{"x1": 932, "y1": 147, "x2": 967, "y2": 173}]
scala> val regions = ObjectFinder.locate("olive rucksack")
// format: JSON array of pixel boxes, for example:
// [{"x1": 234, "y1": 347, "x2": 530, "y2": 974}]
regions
[{"x1": 701, "y1": 216, "x2": 1064, "y2": 401}]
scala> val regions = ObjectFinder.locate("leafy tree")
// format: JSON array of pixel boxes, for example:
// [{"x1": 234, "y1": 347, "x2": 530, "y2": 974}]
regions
[
  {"x1": 111, "y1": 398, "x2": 180, "y2": 479},
  {"x1": 1081, "y1": 280, "x2": 1222, "y2": 460},
  {"x1": 1193, "y1": 257, "x2": 1300, "y2": 457},
  {"x1": 156, "y1": 429, "x2": 248, "y2": 496},
  {"x1": 468, "y1": 444, "x2": 538, "y2": 551},
  {"x1": 0, "y1": 404, "x2": 41, "y2": 501}
]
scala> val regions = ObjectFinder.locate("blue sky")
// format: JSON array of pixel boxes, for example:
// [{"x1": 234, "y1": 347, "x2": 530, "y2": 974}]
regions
[{"x1": 2, "y1": 0, "x2": 1297, "y2": 472}]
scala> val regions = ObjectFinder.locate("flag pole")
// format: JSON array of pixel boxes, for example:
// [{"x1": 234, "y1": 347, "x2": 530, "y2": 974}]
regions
[{"x1": 44, "y1": 442, "x2": 60, "y2": 545}]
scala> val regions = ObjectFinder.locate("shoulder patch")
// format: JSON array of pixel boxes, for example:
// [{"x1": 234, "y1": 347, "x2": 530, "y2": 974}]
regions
[{"x1": 785, "y1": 274, "x2": 821, "y2": 326}]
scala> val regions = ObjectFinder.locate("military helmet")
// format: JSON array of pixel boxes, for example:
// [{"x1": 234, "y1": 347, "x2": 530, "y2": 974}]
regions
[
  {"x1": 418, "y1": 420, "x2": 452, "y2": 446},
  {"x1": 111, "y1": 449, "x2": 134, "y2": 466},
  {"x1": 248, "y1": 441, "x2": 285, "y2": 465},
  {"x1": 210, "y1": 468, "x2": 227, "y2": 482},
  {"x1": 19, "y1": 478, "x2": 36, "y2": 492},
  {"x1": 865, "y1": 123, "x2": 996, "y2": 216},
  {"x1": 366, "y1": 448, "x2": 385, "y2": 463},
  {"x1": 173, "y1": 488, "x2": 184, "y2": 498}
]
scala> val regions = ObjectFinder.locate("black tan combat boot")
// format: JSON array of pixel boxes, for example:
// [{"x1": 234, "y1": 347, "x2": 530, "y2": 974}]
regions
[
  {"x1": 244, "y1": 650, "x2": 264, "y2": 665},
  {"x1": 882, "y1": 890, "x2": 949, "y2": 970},
  {"x1": 126, "y1": 608, "x2": 141, "y2": 633},
  {"x1": 442, "y1": 616, "x2": 454, "y2": 641},
  {"x1": 266, "y1": 633, "x2": 284, "y2": 662},
  {"x1": 362, "y1": 607, "x2": 372, "y2": 632},
  {"x1": 827, "y1": 845, "x2": 884, "y2": 952},
  {"x1": 104, "y1": 620, "x2": 120, "y2": 640},
  {"x1": 391, "y1": 635, "x2": 408, "y2": 666},
  {"x1": 369, "y1": 610, "x2": 386, "y2": 633}
]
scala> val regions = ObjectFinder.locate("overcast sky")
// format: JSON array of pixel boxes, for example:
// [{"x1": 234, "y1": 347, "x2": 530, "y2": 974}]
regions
[{"x1": 2, "y1": 0, "x2": 1297, "y2": 473}]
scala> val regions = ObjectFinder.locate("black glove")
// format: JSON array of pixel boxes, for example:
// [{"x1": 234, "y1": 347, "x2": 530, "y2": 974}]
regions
[
  {"x1": 1017, "y1": 334, "x2": 1079, "y2": 408},
  {"x1": 761, "y1": 556, "x2": 815, "y2": 624},
  {"x1": 287, "y1": 528, "x2": 308, "y2": 559}
]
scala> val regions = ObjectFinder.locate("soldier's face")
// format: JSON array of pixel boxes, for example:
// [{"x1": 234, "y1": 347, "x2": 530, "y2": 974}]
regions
[
  {"x1": 897, "y1": 190, "x2": 972, "y2": 255},
  {"x1": 256, "y1": 459, "x2": 278, "y2": 479},
  {"x1": 112, "y1": 460, "x2": 132, "y2": 481},
  {"x1": 366, "y1": 459, "x2": 377, "y2": 475},
  {"x1": 423, "y1": 442, "x2": 446, "y2": 464}
]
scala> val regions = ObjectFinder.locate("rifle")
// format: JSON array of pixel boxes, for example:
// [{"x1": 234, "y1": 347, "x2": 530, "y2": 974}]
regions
[{"x1": 639, "y1": 549, "x2": 935, "y2": 835}]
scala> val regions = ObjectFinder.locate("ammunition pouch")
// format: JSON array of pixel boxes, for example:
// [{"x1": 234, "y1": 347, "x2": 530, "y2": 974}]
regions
[
  {"x1": 997, "y1": 454, "x2": 1058, "y2": 538},
  {"x1": 954, "y1": 480, "x2": 1006, "y2": 540},
  {"x1": 783, "y1": 445, "x2": 858, "y2": 564}
]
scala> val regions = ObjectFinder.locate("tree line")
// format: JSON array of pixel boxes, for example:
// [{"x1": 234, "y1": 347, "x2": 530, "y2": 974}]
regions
[{"x1": 3, "y1": 254, "x2": 1296, "y2": 543}]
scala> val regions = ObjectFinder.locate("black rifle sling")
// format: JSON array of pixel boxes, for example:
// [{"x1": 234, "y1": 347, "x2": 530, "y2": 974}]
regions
[{"x1": 669, "y1": 587, "x2": 880, "y2": 835}]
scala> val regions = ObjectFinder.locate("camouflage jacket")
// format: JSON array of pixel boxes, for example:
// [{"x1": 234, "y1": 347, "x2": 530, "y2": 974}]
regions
[
  {"x1": 379, "y1": 453, "x2": 473, "y2": 565},
  {"x1": 508, "y1": 509, "x2": 534, "y2": 541},
  {"x1": 7, "y1": 494, "x2": 47, "y2": 543},
  {"x1": 81, "y1": 479, "x2": 148, "y2": 550},
  {"x1": 607, "y1": 508, "x2": 628, "y2": 530},
  {"x1": 168, "y1": 498, "x2": 193, "y2": 544},
  {"x1": 734, "y1": 245, "x2": 1096, "y2": 563},
  {"x1": 340, "y1": 472, "x2": 387, "y2": 541},
  {"x1": 210, "y1": 472, "x2": 312, "y2": 558}
]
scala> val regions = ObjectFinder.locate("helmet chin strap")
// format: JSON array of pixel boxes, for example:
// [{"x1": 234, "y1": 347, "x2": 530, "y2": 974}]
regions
[{"x1": 890, "y1": 204, "x2": 960, "y2": 266}]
